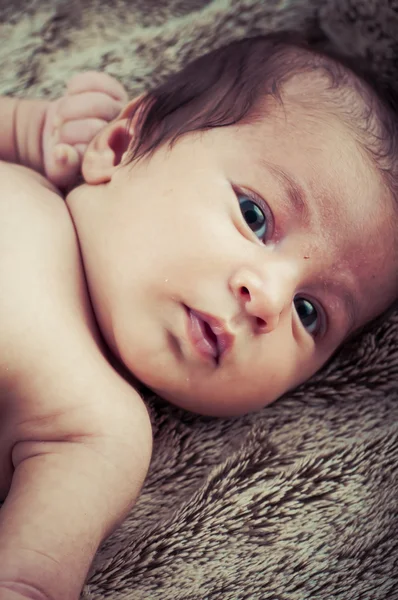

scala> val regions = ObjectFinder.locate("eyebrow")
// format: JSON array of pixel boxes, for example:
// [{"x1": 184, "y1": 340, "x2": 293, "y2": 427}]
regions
[{"x1": 260, "y1": 160, "x2": 311, "y2": 225}]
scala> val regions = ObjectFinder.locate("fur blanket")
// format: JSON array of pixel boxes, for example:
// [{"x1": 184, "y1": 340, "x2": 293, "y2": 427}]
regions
[{"x1": 1, "y1": 1, "x2": 397, "y2": 598}]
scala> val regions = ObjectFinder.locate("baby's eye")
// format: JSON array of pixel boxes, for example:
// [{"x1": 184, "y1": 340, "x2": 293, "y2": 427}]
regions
[
  {"x1": 294, "y1": 297, "x2": 319, "y2": 335},
  {"x1": 238, "y1": 194, "x2": 268, "y2": 240}
]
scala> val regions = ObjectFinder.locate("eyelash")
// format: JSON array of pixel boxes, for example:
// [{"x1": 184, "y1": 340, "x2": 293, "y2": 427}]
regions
[
  {"x1": 294, "y1": 294, "x2": 327, "y2": 338},
  {"x1": 233, "y1": 184, "x2": 274, "y2": 243}
]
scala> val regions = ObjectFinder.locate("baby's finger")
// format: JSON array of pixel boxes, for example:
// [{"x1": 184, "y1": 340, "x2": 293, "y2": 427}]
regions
[
  {"x1": 45, "y1": 143, "x2": 80, "y2": 189},
  {"x1": 59, "y1": 118, "x2": 107, "y2": 146},
  {"x1": 56, "y1": 92, "x2": 124, "y2": 123},
  {"x1": 57, "y1": 91, "x2": 124, "y2": 124},
  {"x1": 67, "y1": 71, "x2": 128, "y2": 103}
]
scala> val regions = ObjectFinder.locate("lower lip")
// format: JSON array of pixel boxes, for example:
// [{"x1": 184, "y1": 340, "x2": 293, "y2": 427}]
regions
[{"x1": 185, "y1": 307, "x2": 219, "y2": 365}]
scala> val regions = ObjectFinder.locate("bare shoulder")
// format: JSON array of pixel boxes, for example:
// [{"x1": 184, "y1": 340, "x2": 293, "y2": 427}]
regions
[
  {"x1": 3, "y1": 162, "x2": 61, "y2": 195},
  {"x1": 0, "y1": 163, "x2": 150, "y2": 475},
  {"x1": 0, "y1": 161, "x2": 78, "y2": 284},
  {"x1": 0, "y1": 162, "x2": 100, "y2": 387},
  {"x1": 0, "y1": 161, "x2": 66, "y2": 220}
]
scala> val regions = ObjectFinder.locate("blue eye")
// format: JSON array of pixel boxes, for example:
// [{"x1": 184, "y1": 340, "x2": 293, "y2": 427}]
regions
[
  {"x1": 294, "y1": 297, "x2": 319, "y2": 335},
  {"x1": 238, "y1": 195, "x2": 268, "y2": 240}
]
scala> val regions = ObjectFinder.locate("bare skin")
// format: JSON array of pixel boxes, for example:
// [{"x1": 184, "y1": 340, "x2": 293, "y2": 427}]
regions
[
  {"x1": 0, "y1": 65, "x2": 397, "y2": 600},
  {"x1": 0, "y1": 77, "x2": 152, "y2": 599},
  {"x1": 68, "y1": 85, "x2": 397, "y2": 416}
]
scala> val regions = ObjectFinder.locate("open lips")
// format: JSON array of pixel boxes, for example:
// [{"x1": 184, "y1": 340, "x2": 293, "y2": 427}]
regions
[{"x1": 184, "y1": 305, "x2": 234, "y2": 365}]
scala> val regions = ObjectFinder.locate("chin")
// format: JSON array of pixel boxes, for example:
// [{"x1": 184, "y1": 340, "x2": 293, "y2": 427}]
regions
[
  {"x1": 122, "y1": 352, "x2": 273, "y2": 417},
  {"x1": 150, "y1": 387, "x2": 256, "y2": 418}
]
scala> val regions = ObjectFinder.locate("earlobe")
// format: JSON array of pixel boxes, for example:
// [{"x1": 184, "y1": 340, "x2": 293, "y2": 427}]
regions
[
  {"x1": 82, "y1": 121, "x2": 133, "y2": 184},
  {"x1": 82, "y1": 96, "x2": 144, "y2": 185}
]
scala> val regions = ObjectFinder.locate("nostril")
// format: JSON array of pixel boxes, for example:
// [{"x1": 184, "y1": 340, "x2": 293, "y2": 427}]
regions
[
  {"x1": 256, "y1": 317, "x2": 266, "y2": 329},
  {"x1": 240, "y1": 286, "x2": 250, "y2": 297}
]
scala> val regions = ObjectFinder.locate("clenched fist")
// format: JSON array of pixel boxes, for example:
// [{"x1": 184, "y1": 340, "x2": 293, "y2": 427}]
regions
[{"x1": 42, "y1": 72, "x2": 128, "y2": 188}]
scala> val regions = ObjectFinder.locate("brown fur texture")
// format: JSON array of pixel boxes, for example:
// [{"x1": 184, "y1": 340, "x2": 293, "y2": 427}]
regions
[{"x1": 1, "y1": 1, "x2": 397, "y2": 598}]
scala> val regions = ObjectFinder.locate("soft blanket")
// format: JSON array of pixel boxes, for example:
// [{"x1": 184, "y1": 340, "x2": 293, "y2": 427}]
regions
[{"x1": 1, "y1": 1, "x2": 397, "y2": 598}]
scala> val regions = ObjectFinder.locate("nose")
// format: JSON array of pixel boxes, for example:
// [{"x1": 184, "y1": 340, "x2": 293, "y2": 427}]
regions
[{"x1": 229, "y1": 264, "x2": 294, "y2": 333}]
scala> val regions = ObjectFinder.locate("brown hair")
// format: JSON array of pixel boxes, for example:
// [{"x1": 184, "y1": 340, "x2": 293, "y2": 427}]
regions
[{"x1": 125, "y1": 31, "x2": 398, "y2": 210}]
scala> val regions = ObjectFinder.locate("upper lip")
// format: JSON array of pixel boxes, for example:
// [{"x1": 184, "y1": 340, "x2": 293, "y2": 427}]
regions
[{"x1": 185, "y1": 305, "x2": 234, "y2": 364}]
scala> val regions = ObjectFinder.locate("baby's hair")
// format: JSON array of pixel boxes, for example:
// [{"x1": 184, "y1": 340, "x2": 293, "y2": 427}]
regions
[{"x1": 125, "y1": 32, "x2": 398, "y2": 210}]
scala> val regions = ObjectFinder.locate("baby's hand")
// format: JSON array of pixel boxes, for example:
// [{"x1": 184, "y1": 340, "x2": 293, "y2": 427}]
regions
[{"x1": 42, "y1": 72, "x2": 128, "y2": 188}]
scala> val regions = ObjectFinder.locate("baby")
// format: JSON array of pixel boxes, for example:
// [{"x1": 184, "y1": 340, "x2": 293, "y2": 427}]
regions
[{"x1": 0, "y1": 32, "x2": 397, "y2": 599}]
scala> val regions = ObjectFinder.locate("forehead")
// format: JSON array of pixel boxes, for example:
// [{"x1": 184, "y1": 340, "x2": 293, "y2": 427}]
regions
[{"x1": 238, "y1": 93, "x2": 386, "y2": 223}]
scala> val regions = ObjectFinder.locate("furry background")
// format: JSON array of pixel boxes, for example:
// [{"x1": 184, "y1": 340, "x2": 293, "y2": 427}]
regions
[{"x1": 1, "y1": 1, "x2": 398, "y2": 598}]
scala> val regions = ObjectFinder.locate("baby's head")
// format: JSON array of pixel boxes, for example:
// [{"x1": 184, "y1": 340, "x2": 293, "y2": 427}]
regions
[{"x1": 67, "y1": 32, "x2": 398, "y2": 416}]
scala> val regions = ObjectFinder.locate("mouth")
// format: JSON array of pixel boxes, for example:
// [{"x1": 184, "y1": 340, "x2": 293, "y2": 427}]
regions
[{"x1": 184, "y1": 305, "x2": 234, "y2": 365}]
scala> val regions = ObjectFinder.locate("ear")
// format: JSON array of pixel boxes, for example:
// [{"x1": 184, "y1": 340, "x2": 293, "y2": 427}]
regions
[{"x1": 82, "y1": 96, "x2": 143, "y2": 184}]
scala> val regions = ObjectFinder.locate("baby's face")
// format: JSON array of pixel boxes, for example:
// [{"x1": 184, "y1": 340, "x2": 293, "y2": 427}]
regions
[{"x1": 67, "y1": 98, "x2": 397, "y2": 416}]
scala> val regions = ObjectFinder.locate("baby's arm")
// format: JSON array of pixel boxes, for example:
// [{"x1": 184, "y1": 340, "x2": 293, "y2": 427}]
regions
[
  {"x1": 0, "y1": 164, "x2": 152, "y2": 599},
  {"x1": 0, "y1": 96, "x2": 48, "y2": 169},
  {"x1": 1, "y1": 72, "x2": 127, "y2": 188}
]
